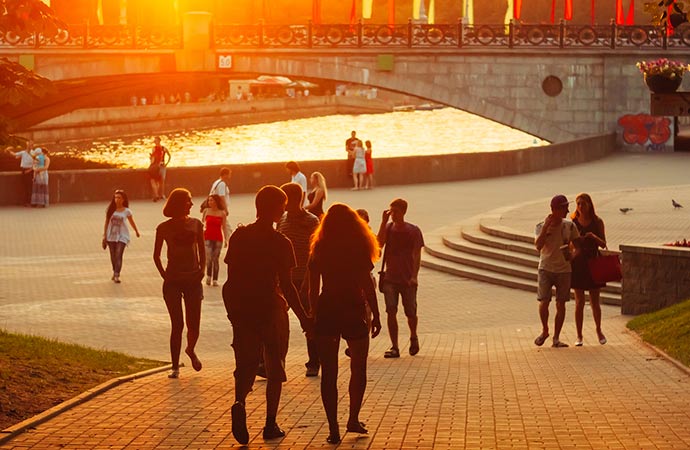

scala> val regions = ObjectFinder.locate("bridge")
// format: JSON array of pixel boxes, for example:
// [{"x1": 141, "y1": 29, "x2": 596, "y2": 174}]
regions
[{"x1": 2, "y1": 19, "x2": 688, "y2": 142}]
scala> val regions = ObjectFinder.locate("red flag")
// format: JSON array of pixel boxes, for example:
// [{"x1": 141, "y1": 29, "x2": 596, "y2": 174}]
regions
[
  {"x1": 615, "y1": 0, "x2": 624, "y2": 25},
  {"x1": 350, "y1": 0, "x2": 356, "y2": 26},
  {"x1": 312, "y1": 0, "x2": 321, "y2": 25},
  {"x1": 550, "y1": 0, "x2": 556, "y2": 24},
  {"x1": 667, "y1": 4, "x2": 675, "y2": 35},
  {"x1": 514, "y1": 0, "x2": 522, "y2": 20},
  {"x1": 388, "y1": 0, "x2": 395, "y2": 26},
  {"x1": 565, "y1": 0, "x2": 573, "y2": 20},
  {"x1": 625, "y1": 0, "x2": 635, "y2": 25},
  {"x1": 591, "y1": 0, "x2": 595, "y2": 24}
]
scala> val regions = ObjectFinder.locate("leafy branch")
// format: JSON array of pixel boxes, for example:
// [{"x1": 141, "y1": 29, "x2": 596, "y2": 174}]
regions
[{"x1": 644, "y1": 0, "x2": 688, "y2": 27}]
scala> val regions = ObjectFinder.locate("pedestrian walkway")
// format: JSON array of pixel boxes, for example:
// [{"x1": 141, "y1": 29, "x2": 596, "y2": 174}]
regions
[{"x1": 1, "y1": 152, "x2": 690, "y2": 449}]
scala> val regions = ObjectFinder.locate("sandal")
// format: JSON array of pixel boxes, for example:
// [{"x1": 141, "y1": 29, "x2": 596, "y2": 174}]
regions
[
  {"x1": 409, "y1": 336, "x2": 420, "y2": 356},
  {"x1": 346, "y1": 421, "x2": 368, "y2": 434},
  {"x1": 327, "y1": 432, "x2": 341, "y2": 444},
  {"x1": 384, "y1": 347, "x2": 400, "y2": 358},
  {"x1": 168, "y1": 369, "x2": 179, "y2": 379},
  {"x1": 551, "y1": 340, "x2": 569, "y2": 348},
  {"x1": 534, "y1": 333, "x2": 549, "y2": 347}
]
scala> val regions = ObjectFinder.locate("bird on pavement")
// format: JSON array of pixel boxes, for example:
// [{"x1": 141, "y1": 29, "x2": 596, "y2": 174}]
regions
[
  {"x1": 619, "y1": 208, "x2": 633, "y2": 214},
  {"x1": 672, "y1": 199, "x2": 683, "y2": 209}
]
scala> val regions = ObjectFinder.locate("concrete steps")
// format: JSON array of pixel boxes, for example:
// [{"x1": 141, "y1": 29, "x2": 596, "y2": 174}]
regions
[{"x1": 422, "y1": 219, "x2": 622, "y2": 306}]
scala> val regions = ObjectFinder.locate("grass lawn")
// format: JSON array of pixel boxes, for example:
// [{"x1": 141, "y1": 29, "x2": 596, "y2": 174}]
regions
[
  {"x1": 627, "y1": 299, "x2": 690, "y2": 368},
  {"x1": 0, "y1": 329, "x2": 164, "y2": 430}
]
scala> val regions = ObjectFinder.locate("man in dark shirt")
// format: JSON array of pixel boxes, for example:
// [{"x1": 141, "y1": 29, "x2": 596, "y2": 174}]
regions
[
  {"x1": 277, "y1": 182, "x2": 321, "y2": 376},
  {"x1": 345, "y1": 130, "x2": 361, "y2": 178},
  {"x1": 223, "y1": 185, "x2": 313, "y2": 445},
  {"x1": 377, "y1": 198, "x2": 424, "y2": 359}
]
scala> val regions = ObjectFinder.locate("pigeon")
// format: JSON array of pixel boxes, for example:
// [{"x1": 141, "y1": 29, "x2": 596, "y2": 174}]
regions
[
  {"x1": 672, "y1": 199, "x2": 683, "y2": 209},
  {"x1": 619, "y1": 208, "x2": 633, "y2": 214}
]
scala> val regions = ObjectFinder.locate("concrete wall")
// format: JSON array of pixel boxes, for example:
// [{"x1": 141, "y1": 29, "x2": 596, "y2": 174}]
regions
[
  {"x1": 0, "y1": 133, "x2": 616, "y2": 206},
  {"x1": 1, "y1": 48, "x2": 684, "y2": 143},
  {"x1": 20, "y1": 95, "x2": 393, "y2": 143},
  {"x1": 620, "y1": 244, "x2": 690, "y2": 315}
]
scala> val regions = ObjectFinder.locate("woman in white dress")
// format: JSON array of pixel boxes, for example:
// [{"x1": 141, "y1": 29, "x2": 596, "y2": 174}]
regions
[{"x1": 350, "y1": 143, "x2": 367, "y2": 190}]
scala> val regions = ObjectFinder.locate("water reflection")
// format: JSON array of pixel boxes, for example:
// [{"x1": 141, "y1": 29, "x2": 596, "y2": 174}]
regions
[{"x1": 62, "y1": 108, "x2": 549, "y2": 168}]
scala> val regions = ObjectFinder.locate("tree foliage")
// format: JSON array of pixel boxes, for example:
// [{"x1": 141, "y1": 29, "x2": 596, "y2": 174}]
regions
[
  {"x1": 0, "y1": 0, "x2": 65, "y2": 144},
  {"x1": 644, "y1": 0, "x2": 688, "y2": 27}
]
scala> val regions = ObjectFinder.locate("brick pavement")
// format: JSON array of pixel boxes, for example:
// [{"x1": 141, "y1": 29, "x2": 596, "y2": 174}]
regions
[{"x1": 1, "y1": 152, "x2": 690, "y2": 449}]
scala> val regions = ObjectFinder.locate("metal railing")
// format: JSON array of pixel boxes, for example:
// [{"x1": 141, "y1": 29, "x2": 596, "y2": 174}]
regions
[{"x1": 2, "y1": 20, "x2": 689, "y2": 50}]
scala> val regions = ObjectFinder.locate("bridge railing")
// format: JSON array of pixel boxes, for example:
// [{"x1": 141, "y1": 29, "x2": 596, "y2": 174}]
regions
[{"x1": 2, "y1": 20, "x2": 689, "y2": 50}]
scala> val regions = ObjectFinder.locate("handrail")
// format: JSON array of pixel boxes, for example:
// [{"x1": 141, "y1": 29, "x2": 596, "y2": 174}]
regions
[{"x1": 1, "y1": 21, "x2": 688, "y2": 50}]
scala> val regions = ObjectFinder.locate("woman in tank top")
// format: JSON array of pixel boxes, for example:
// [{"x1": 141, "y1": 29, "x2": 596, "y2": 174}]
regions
[
  {"x1": 201, "y1": 194, "x2": 227, "y2": 286},
  {"x1": 305, "y1": 171, "x2": 328, "y2": 219},
  {"x1": 102, "y1": 189, "x2": 140, "y2": 283}
]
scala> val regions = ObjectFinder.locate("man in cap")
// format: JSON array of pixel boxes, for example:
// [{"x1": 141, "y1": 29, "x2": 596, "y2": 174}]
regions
[{"x1": 534, "y1": 194, "x2": 580, "y2": 348}]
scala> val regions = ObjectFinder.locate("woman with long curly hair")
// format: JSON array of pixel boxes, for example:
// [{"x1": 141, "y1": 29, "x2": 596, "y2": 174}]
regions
[
  {"x1": 308, "y1": 203, "x2": 382, "y2": 444},
  {"x1": 305, "y1": 171, "x2": 328, "y2": 219},
  {"x1": 102, "y1": 189, "x2": 140, "y2": 283},
  {"x1": 153, "y1": 188, "x2": 206, "y2": 379},
  {"x1": 570, "y1": 193, "x2": 608, "y2": 346}
]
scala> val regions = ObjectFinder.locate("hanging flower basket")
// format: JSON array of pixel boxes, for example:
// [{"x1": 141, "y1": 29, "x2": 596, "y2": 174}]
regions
[{"x1": 637, "y1": 58, "x2": 688, "y2": 94}]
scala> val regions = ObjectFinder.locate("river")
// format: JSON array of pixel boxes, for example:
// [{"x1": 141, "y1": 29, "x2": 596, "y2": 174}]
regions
[{"x1": 59, "y1": 108, "x2": 549, "y2": 168}]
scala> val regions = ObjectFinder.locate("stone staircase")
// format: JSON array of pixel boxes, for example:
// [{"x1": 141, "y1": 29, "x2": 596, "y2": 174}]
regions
[{"x1": 422, "y1": 216, "x2": 622, "y2": 306}]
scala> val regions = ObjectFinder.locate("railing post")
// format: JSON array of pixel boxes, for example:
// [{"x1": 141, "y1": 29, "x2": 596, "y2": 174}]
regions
[
  {"x1": 457, "y1": 18, "x2": 463, "y2": 48},
  {"x1": 663, "y1": 23, "x2": 668, "y2": 50},
  {"x1": 33, "y1": 31, "x2": 40, "y2": 49},
  {"x1": 508, "y1": 19, "x2": 514, "y2": 48},
  {"x1": 258, "y1": 20, "x2": 264, "y2": 47},
  {"x1": 308, "y1": 20, "x2": 313, "y2": 48},
  {"x1": 559, "y1": 19, "x2": 565, "y2": 48},
  {"x1": 610, "y1": 19, "x2": 616, "y2": 49},
  {"x1": 407, "y1": 18, "x2": 413, "y2": 48},
  {"x1": 132, "y1": 24, "x2": 137, "y2": 49},
  {"x1": 357, "y1": 19, "x2": 363, "y2": 48}
]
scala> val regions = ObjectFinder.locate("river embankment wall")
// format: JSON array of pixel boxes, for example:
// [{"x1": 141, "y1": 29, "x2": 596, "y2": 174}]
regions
[
  {"x1": 0, "y1": 133, "x2": 616, "y2": 206},
  {"x1": 20, "y1": 95, "x2": 395, "y2": 144}
]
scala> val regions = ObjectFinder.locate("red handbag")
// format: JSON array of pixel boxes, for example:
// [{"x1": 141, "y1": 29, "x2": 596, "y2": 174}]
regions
[{"x1": 588, "y1": 254, "x2": 622, "y2": 284}]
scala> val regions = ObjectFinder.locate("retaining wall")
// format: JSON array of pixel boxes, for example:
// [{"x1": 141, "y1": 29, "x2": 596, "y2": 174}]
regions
[
  {"x1": 0, "y1": 133, "x2": 617, "y2": 206},
  {"x1": 620, "y1": 243, "x2": 690, "y2": 315}
]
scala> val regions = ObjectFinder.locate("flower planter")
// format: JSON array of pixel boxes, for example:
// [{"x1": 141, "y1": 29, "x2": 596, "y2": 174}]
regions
[{"x1": 644, "y1": 73, "x2": 683, "y2": 94}]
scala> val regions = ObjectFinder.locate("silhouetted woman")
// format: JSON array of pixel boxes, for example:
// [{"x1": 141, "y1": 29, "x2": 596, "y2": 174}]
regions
[
  {"x1": 103, "y1": 190, "x2": 140, "y2": 283},
  {"x1": 308, "y1": 203, "x2": 382, "y2": 444},
  {"x1": 154, "y1": 188, "x2": 206, "y2": 378},
  {"x1": 571, "y1": 193, "x2": 608, "y2": 346},
  {"x1": 305, "y1": 171, "x2": 328, "y2": 219}
]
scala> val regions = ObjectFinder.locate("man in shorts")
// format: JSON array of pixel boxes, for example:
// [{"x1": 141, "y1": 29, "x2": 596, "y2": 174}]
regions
[
  {"x1": 223, "y1": 185, "x2": 313, "y2": 445},
  {"x1": 377, "y1": 198, "x2": 424, "y2": 358},
  {"x1": 534, "y1": 194, "x2": 580, "y2": 348}
]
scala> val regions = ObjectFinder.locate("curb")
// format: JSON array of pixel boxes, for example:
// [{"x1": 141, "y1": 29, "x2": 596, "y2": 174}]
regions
[
  {"x1": 0, "y1": 364, "x2": 173, "y2": 445},
  {"x1": 624, "y1": 328, "x2": 690, "y2": 377}
]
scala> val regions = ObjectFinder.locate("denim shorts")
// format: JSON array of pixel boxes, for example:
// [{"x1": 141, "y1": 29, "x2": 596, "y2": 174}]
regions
[
  {"x1": 537, "y1": 269, "x2": 571, "y2": 302},
  {"x1": 382, "y1": 281, "x2": 418, "y2": 317}
]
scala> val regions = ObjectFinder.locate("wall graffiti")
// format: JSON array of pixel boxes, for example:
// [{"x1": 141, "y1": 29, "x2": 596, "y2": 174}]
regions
[{"x1": 617, "y1": 113, "x2": 673, "y2": 152}]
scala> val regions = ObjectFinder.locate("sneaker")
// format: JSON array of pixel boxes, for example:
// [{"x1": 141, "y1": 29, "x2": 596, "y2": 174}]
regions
[
  {"x1": 384, "y1": 347, "x2": 400, "y2": 358},
  {"x1": 206, "y1": 277, "x2": 211, "y2": 286},
  {"x1": 409, "y1": 336, "x2": 420, "y2": 356},
  {"x1": 262, "y1": 423, "x2": 285, "y2": 440},
  {"x1": 305, "y1": 366, "x2": 319, "y2": 377},
  {"x1": 231, "y1": 401, "x2": 249, "y2": 445}
]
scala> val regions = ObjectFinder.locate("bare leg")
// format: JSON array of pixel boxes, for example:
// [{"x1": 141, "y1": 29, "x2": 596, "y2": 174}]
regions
[
  {"x1": 317, "y1": 336, "x2": 341, "y2": 442},
  {"x1": 164, "y1": 295, "x2": 184, "y2": 371},
  {"x1": 407, "y1": 315, "x2": 418, "y2": 339},
  {"x1": 553, "y1": 300, "x2": 567, "y2": 342},
  {"x1": 352, "y1": 173, "x2": 358, "y2": 189},
  {"x1": 387, "y1": 312, "x2": 399, "y2": 350},
  {"x1": 346, "y1": 337, "x2": 370, "y2": 433},
  {"x1": 538, "y1": 300, "x2": 550, "y2": 336},
  {"x1": 183, "y1": 294, "x2": 202, "y2": 371},
  {"x1": 589, "y1": 289, "x2": 605, "y2": 341},
  {"x1": 266, "y1": 379, "x2": 282, "y2": 421},
  {"x1": 574, "y1": 289, "x2": 586, "y2": 341}
]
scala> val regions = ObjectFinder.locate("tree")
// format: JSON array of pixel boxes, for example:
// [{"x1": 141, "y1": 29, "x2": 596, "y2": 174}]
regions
[
  {"x1": 0, "y1": 0, "x2": 65, "y2": 145},
  {"x1": 644, "y1": 0, "x2": 689, "y2": 27}
]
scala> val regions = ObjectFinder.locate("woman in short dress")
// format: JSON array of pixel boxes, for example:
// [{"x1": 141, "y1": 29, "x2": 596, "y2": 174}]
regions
[
  {"x1": 305, "y1": 171, "x2": 328, "y2": 219},
  {"x1": 308, "y1": 203, "x2": 382, "y2": 444},
  {"x1": 364, "y1": 140, "x2": 374, "y2": 189},
  {"x1": 201, "y1": 194, "x2": 227, "y2": 286},
  {"x1": 570, "y1": 193, "x2": 608, "y2": 346},
  {"x1": 154, "y1": 188, "x2": 206, "y2": 378},
  {"x1": 349, "y1": 143, "x2": 367, "y2": 190},
  {"x1": 103, "y1": 190, "x2": 140, "y2": 283},
  {"x1": 31, "y1": 148, "x2": 50, "y2": 207}
]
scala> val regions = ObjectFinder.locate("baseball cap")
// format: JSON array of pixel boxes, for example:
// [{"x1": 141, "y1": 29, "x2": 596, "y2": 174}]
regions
[{"x1": 550, "y1": 194, "x2": 569, "y2": 208}]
